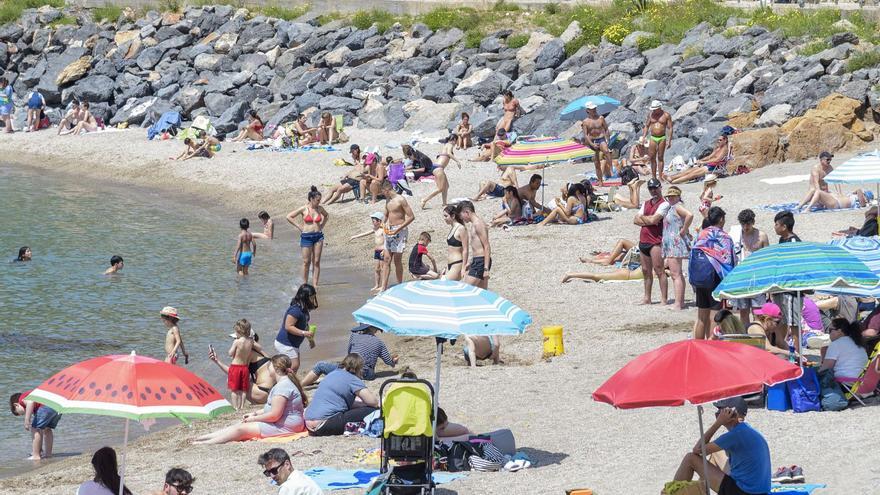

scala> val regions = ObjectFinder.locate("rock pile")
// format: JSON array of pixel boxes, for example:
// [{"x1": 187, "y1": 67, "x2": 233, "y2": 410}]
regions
[{"x1": 1, "y1": 5, "x2": 879, "y2": 165}]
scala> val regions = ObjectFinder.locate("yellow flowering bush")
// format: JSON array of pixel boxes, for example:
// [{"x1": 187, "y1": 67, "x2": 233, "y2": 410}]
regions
[{"x1": 603, "y1": 23, "x2": 630, "y2": 45}]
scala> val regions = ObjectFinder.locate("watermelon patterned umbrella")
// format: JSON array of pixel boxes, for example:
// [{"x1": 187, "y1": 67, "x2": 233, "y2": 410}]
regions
[{"x1": 27, "y1": 352, "x2": 232, "y2": 495}]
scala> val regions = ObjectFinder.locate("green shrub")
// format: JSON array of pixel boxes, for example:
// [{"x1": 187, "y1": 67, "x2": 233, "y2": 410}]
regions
[
  {"x1": 847, "y1": 50, "x2": 880, "y2": 73},
  {"x1": 260, "y1": 4, "x2": 309, "y2": 21},
  {"x1": 420, "y1": 7, "x2": 480, "y2": 32},
  {"x1": 492, "y1": 0, "x2": 520, "y2": 12},
  {"x1": 543, "y1": 3, "x2": 561, "y2": 15},
  {"x1": 506, "y1": 33, "x2": 529, "y2": 49},
  {"x1": 681, "y1": 43, "x2": 703, "y2": 59},
  {"x1": 158, "y1": 0, "x2": 182, "y2": 13},
  {"x1": 92, "y1": 4, "x2": 122, "y2": 22},
  {"x1": 602, "y1": 23, "x2": 630, "y2": 45},
  {"x1": 465, "y1": 29, "x2": 483, "y2": 49},
  {"x1": 0, "y1": 0, "x2": 64, "y2": 24},
  {"x1": 351, "y1": 9, "x2": 399, "y2": 33},
  {"x1": 798, "y1": 40, "x2": 830, "y2": 56},
  {"x1": 50, "y1": 14, "x2": 77, "y2": 27},
  {"x1": 748, "y1": 7, "x2": 841, "y2": 39},
  {"x1": 636, "y1": 34, "x2": 661, "y2": 52},
  {"x1": 316, "y1": 11, "x2": 344, "y2": 25}
]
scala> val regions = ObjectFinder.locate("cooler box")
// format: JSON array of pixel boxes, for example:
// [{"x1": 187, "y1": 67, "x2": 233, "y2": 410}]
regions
[{"x1": 766, "y1": 382, "x2": 791, "y2": 411}]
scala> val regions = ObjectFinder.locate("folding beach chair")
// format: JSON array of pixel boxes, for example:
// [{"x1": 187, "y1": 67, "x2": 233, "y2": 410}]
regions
[
  {"x1": 377, "y1": 378, "x2": 436, "y2": 495},
  {"x1": 836, "y1": 341, "x2": 880, "y2": 406}
]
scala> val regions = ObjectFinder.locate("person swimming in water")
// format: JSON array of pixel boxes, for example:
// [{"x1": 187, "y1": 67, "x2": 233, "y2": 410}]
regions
[
  {"x1": 15, "y1": 246, "x2": 32, "y2": 262},
  {"x1": 234, "y1": 218, "x2": 257, "y2": 276},
  {"x1": 104, "y1": 255, "x2": 124, "y2": 275},
  {"x1": 252, "y1": 211, "x2": 274, "y2": 240}
]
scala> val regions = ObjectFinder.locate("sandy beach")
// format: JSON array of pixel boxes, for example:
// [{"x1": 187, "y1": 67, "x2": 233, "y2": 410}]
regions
[{"x1": 3, "y1": 127, "x2": 879, "y2": 494}]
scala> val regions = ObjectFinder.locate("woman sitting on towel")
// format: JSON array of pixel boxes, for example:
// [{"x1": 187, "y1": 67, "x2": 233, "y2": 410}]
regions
[
  {"x1": 800, "y1": 188, "x2": 870, "y2": 212},
  {"x1": 294, "y1": 114, "x2": 319, "y2": 145},
  {"x1": 60, "y1": 101, "x2": 97, "y2": 135},
  {"x1": 666, "y1": 135, "x2": 730, "y2": 184},
  {"x1": 402, "y1": 144, "x2": 434, "y2": 181},
  {"x1": 538, "y1": 183, "x2": 588, "y2": 226},
  {"x1": 491, "y1": 186, "x2": 527, "y2": 227},
  {"x1": 193, "y1": 355, "x2": 307, "y2": 443},
  {"x1": 304, "y1": 353, "x2": 379, "y2": 436},
  {"x1": 475, "y1": 128, "x2": 512, "y2": 162},
  {"x1": 231, "y1": 110, "x2": 264, "y2": 142}
]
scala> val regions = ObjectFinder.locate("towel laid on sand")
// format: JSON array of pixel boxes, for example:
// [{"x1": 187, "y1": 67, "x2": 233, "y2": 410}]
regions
[
  {"x1": 760, "y1": 175, "x2": 810, "y2": 185},
  {"x1": 771, "y1": 483, "x2": 826, "y2": 494},
  {"x1": 256, "y1": 431, "x2": 309, "y2": 443},
  {"x1": 304, "y1": 468, "x2": 466, "y2": 491},
  {"x1": 759, "y1": 202, "x2": 857, "y2": 214}
]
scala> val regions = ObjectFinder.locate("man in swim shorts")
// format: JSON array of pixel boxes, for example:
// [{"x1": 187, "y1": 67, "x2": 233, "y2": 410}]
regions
[
  {"x1": 235, "y1": 218, "x2": 256, "y2": 276},
  {"x1": 459, "y1": 201, "x2": 492, "y2": 289},
  {"x1": 643, "y1": 100, "x2": 673, "y2": 180},
  {"x1": 581, "y1": 101, "x2": 613, "y2": 187},
  {"x1": 380, "y1": 180, "x2": 415, "y2": 291},
  {"x1": 633, "y1": 178, "x2": 669, "y2": 305}
]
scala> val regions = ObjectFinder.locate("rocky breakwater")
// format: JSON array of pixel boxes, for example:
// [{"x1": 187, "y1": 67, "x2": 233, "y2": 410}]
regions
[{"x1": 1, "y1": 5, "x2": 880, "y2": 166}]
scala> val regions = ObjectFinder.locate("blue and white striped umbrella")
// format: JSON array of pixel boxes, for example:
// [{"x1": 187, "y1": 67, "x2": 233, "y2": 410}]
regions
[
  {"x1": 352, "y1": 280, "x2": 532, "y2": 339},
  {"x1": 825, "y1": 150, "x2": 880, "y2": 185},
  {"x1": 821, "y1": 236, "x2": 880, "y2": 297}
]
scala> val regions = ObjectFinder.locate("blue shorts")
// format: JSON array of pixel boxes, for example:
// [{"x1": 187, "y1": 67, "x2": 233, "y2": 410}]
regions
[
  {"x1": 0, "y1": 104, "x2": 11, "y2": 116},
  {"x1": 300, "y1": 231, "x2": 325, "y2": 248},
  {"x1": 312, "y1": 361, "x2": 339, "y2": 377},
  {"x1": 32, "y1": 406, "x2": 62, "y2": 430},
  {"x1": 238, "y1": 251, "x2": 253, "y2": 267},
  {"x1": 488, "y1": 184, "x2": 505, "y2": 198},
  {"x1": 373, "y1": 249, "x2": 384, "y2": 261}
]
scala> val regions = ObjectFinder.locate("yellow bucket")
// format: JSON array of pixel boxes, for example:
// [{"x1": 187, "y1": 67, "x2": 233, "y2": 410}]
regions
[{"x1": 542, "y1": 326, "x2": 564, "y2": 357}]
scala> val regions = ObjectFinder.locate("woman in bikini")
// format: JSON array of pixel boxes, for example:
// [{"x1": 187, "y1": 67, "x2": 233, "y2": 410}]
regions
[
  {"x1": 491, "y1": 186, "x2": 526, "y2": 227},
  {"x1": 578, "y1": 239, "x2": 637, "y2": 266},
  {"x1": 454, "y1": 112, "x2": 473, "y2": 149},
  {"x1": 252, "y1": 211, "x2": 274, "y2": 240},
  {"x1": 60, "y1": 101, "x2": 97, "y2": 135},
  {"x1": 496, "y1": 90, "x2": 523, "y2": 133},
  {"x1": 294, "y1": 114, "x2": 319, "y2": 145},
  {"x1": 317, "y1": 112, "x2": 337, "y2": 144},
  {"x1": 421, "y1": 134, "x2": 462, "y2": 209},
  {"x1": 286, "y1": 186, "x2": 329, "y2": 287},
  {"x1": 231, "y1": 110, "x2": 264, "y2": 142},
  {"x1": 667, "y1": 135, "x2": 730, "y2": 184},
  {"x1": 538, "y1": 183, "x2": 588, "y2": 226},
  {"x1": 562, "y1": 248, "x2": 644, "y2": 283},
  {"x1": 208, "y1": 336, "x2": 277, "y2": 404},
  {"x1": 801, "y1": 188, "x2": 869, "y2": 212},
  {"x1": 443, "y1": 204, "x2": 468, "y2": 281}
]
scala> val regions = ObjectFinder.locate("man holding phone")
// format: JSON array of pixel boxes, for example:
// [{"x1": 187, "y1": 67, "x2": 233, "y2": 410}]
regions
[{"x1": 668, "y1": 397, "x2": 771, "y2": 495}]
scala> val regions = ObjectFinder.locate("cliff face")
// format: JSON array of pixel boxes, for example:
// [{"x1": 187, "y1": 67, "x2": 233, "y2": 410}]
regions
[{"x1": 1, "y1": 5, "x2": 878, "y2": 165}]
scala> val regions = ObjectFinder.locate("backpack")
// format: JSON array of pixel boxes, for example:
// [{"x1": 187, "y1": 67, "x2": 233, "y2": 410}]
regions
[{"x1": 688, "y1": 248, "x2": 718, "y2": 289}]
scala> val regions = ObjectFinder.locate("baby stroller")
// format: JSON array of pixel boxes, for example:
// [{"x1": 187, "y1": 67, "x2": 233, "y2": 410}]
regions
[{"x1": 372, "y1": 378, "x2": 436, "y2": 495}]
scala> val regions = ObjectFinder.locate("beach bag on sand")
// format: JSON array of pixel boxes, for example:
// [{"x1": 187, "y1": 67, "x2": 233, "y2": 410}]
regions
[
  {"x1": 688, "y1": 249, "x2": 718, "y2": 289},
  {"x1": 788, "y1": 366, "x2": 821, "y2": 413}
]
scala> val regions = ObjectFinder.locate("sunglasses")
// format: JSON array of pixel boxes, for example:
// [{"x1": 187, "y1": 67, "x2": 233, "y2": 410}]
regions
[
  {"x1": 263, "y1": 463, "x2": 285, "y2": 477},
  {"x1": 170, "y1": 484, "x2": 193, "y2": 494}
]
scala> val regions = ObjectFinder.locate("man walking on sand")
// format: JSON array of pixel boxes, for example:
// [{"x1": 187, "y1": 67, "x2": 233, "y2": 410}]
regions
[
  {"x1": 633, "y1": 178, "x2": 669, "y2": 305},
  {"x1": 459, "y1": 201, "x2": 492, "y2": 289},
  {"x1": 380, "y1": 180, "x2": 415, "y2": 292},
  {"x1": 643, "y1": 100, "x2": 673, "y2": 180},
  {"x1": 582, "y1": 101, "x2": 613, "y2": 187}
]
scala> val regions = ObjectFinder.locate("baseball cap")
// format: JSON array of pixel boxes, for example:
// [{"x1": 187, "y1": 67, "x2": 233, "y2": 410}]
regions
[
  {"x1": 713, "y1": 396, "x2": 748, "y2": 416},
  {"x1": 584, "y1": 101, "x2": 598, "y2": 110},
  {"x1": 753, "y1": 302, "x2": 781, "y2": 319},
  {"x1": 647, "y1": 178, "x2": 661, "y2": 189},
  {"x1": 819, "y1": 151, "x2": 834, "y2": 160},
  {"x1": 370, "y1": 212, "x2": 384, "y2": 221},
  {"x1": 650, "y1": 100, "x2": 662, "y2": 110}
]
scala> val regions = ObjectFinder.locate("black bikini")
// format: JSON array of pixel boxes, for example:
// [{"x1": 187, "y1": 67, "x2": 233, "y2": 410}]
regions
[
  {"x1": 249, "y1": 356, "x2": 271, "y2": 393},
  {"x1": 447, "y1": 226, "x2": 464, "y2": 269}
]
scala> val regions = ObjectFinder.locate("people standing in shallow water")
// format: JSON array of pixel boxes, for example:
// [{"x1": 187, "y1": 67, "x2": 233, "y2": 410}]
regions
[
  {"x1": 287, "y1": 187, "x2": 329, "y2": 287},
  {"x1": 16, "y1": 246, "x2": 32, "y2": 262},
  {"x1": 10, "y1": 390, "x2": 62, "y2": 460},
  {"x1": 160, "y1": 306, "x2": 188, "y2": 365},
  {"x1": 104, "y1": 255, "x2": 124, "y2": 275},
  {"x1": 234, "y1": 218, "x2": 256, "y2": 276},
  {"x1": 252, "y1": 211, "x2": 274, "y2": 240}
]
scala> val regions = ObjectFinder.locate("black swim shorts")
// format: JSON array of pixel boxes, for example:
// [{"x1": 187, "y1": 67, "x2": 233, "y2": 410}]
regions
[{"x1": 468, "y1": 256, "x2": 492, "y2": 279}]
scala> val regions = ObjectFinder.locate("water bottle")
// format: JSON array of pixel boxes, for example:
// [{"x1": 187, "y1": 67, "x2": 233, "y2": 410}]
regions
[{"x1": 788, "y1": 343, "x2": 796, "y2": 363}]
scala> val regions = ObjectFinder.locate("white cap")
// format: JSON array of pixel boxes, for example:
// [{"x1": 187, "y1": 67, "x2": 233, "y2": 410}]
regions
[
  {"x1": 370, "y1": 212, "x2": 384, "y2": 221},
  {"x1": 650, "y1": 100, "x2": 662, "y2": 110},
  {"x1": 584, "y1": 101, "x2": 597, "y2": 110}
]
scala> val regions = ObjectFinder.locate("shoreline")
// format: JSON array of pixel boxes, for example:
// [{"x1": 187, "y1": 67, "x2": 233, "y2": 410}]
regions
[{"x1": 4, "y1": 128, "x2": 880, "y2": 494}]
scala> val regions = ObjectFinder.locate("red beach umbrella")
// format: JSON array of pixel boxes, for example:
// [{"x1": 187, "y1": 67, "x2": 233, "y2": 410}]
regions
[
  {"x1": 27, "y1": 352, "x2": 232, "y2": 495},
  {"x1": 592, "y1": 340, "x2": 802, "y2": 493}
]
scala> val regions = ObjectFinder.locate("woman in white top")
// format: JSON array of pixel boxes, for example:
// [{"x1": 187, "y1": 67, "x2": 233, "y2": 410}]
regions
[
  {"x1": 77, "y1": 447, "x2": 131, "y2": 495},
  {"x1": 820, "y1": 318, "x2": 869, "y2": 379}
]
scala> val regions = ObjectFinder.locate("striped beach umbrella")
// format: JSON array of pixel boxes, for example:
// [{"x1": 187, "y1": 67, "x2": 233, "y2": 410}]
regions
[
  {"x1": 824, "y1": 150, "x2": 880, "y2": 185},
  {"x1": 494, "y1": 136, "x2": 594, "y2": 166},
  {"x1": 820, "y1": 236, "x2": 880, "y2": 297},
  {"x1": 712, "y1": 241, "x2": 879, "y2": 300},
  {"x1": 28, "y1": 352, "x2": 232, "y2": 495},
  {"x1": 560, "y1": 95, "x2": 622, "y2": 121},
  {"x1": 353, "y1": 280, "x2": 531, "y2": 445}
]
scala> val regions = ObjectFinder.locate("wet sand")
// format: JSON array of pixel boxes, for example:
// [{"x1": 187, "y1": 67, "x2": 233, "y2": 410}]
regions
[{"x1": 2, "y1": 128, "x2": 879, "y2": 494}]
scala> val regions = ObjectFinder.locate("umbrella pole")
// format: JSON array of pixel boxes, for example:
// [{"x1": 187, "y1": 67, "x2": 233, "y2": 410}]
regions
[
  {"x1": 697, "y1": 406, "x2": 711, "y2": 495},
  {"x1": 432, "y1": 339, "x2": 442, "y2": 447},
  {"x1": 797, "y1": 291, "x2": 803, "y2": 370},
  {"x1": 119, "y1": 418, "x2": 129, "y2": 495}
]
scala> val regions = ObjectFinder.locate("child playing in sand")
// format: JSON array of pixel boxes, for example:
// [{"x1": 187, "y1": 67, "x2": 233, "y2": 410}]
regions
[
  {"x1": 698, "y1": 174, "x2": 723, "y2": 218},
  {"x1": 173, "y1": 138, "x2": 213, "y2": 161},
  {"x1": 10, "y1": 391, "x2": 62, "y2": 460},
  {"x1": 104, "y1": 255, "x2": 124, "y2": 275},
  {"x1": 160, "y1": 307, "x2": 188, "y2": 365},
  {"x1": 234, "y1": 218, "x2": 256, "y2": 276},
  {"x1": 350, "y1": 212, "x2": 387, "y2": 292},
  {"x1": 408, "y1": 232, "x2": 439, "y2": 280},
  {"x1": 227, "y1": 319, "x2": 256, "y2": 410},
  {"x1": 252, "y1": 211, "x2": 274, "y2": 240}
]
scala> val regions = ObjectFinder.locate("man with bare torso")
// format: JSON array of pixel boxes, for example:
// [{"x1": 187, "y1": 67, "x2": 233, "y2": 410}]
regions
[
  {"x1": 472, "y1": 164, "x2": 543, "y2": 201},
  {"x1": 380, "y1": 180, "x2": 415, "y2": 291},
  {"x1": 797, "y1": 151, "x2": 837, "y2": 209},
  {"x1": 518, "y1": 174, "x2": 548, "y2": 214},
  {"x1": 730, "y1": 209, "x2": 770, "y2": 324},
  {"x1": 643, "y1": 100, "x2": 673, "y2": 180},
  {"x1": 459, "y1": 201, "x2": 492, "y2": 289},
  {"x1": 582, "y1": 102, "x2": 612, "y2": 187}
]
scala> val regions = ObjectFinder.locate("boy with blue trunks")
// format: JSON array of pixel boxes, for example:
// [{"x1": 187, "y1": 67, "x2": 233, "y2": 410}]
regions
[
  {"x1": 670, "y1": 397, "x2": 771, "y2": 495},
  {"x1": 10, "y1": 391, "x2": 62, "y2": 460},
  {"x1": 234, "y1": 218, "x2": 256, "y2": 276}
]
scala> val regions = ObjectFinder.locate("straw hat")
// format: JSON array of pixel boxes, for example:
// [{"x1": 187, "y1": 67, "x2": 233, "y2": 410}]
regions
[
  {"x1": 159, "y1": 306, "x2": 180, "y2": 319},
  {"x1": 664, "y1": 186, "x2": 682, "y2": 197},
  {"x1": 584, "y1": 101, "x2": 598, "y2": 110},
  {"x1": 704, "y1": 173, "x2": 719, "y2": 184}
]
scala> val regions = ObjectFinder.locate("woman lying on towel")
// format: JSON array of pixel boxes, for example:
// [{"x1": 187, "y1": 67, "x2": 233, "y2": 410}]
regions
[
  {"x1": 561, "y1": 247, "x2": 644, "y2": 283},
  {"x1": 800, "y1": 188, "x2": 871, "y2": 212},
  {"x1": 666, "y1": 135, "x2": 730, "y2": 184},
  {"x1": 578, "y1": 238, "x2": 637, "y2": 266}
]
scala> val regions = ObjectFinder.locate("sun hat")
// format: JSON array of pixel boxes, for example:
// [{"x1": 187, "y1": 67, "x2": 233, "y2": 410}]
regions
[
  {"x1": 649, "y1": 100, "x2": 662, "y2": 110},
  {"x1": 159, "y1": 306, "x2": 180, "y2": 319},
  {"x1": 664, "y1": 186, "x2": 682, "y2": 197},
  {"x1": 704, "y1": 173, "x2": 719, "y2": 183},
  {"x1": 370, "y1": 212, "x2": 384, "y2": 221},
  {"x1": 647, "y1": 177, "x2": 662, "y2": 189},
  {"x1": 584, "y1": 101, "x2": 598, "y2": 110},
  {"x1": 713, "y1": 396, "x2": 748, "y2": 416},
  {"x1": 753, "y1": 302, "x2": 781, "y2": 319}
]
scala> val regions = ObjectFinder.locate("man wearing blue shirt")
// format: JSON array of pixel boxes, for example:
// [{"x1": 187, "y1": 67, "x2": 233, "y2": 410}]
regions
[{"x1": 670, "y1": 397, "x2": 771, "y2": 495}]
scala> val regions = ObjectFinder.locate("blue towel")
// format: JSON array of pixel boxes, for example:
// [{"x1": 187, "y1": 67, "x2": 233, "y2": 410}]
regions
[
  {"x1": 771, "y1": 483, "x2": 827, "y2": 494},
  {"x1": 759, "y1": 202, "x2": 854, "y2": 214},
  {"x1": 146, "y1": 111, "x2": 181, "y2": 140},
  {"x1": 304, "y1": 467, "x2": 466, "y2": 491}
]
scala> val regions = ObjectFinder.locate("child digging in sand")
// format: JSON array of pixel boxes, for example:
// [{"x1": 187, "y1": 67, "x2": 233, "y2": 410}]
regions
[
  {"x1": 350, "y1": 212, "x2": 386, "y2": 292},
  {"x1": 228, "y1": 319, "x2": 258, "y2": 410},
  {"x1": 409, "y1": 232, "x2": 439, "y2": 280},
  {"x1": 234, "y1": 218, "x2": 256, "y2": 276},
  {"x1": 10, "y1": 391, "x2": 62, "y2": 460},
  {"x1": 160, "y1": 306, "x2": 188, "y2": 365}
]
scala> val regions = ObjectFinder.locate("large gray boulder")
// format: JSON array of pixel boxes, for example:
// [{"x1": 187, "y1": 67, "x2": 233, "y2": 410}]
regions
[
  {"x1": 535, "y1": 39, "x2": 565, "y2": 70},
  {"x1": 109, "y1": 96, "x2": 160, "y2": 125},
  {"x1": 618, "y1": 56, "x2": 646, "y2": 76},
  {"x1": 319, "y1": 95, "x2": 362, "y2": 113},
  {"x1": 421, "y1": 77, "x2": 455, "y2": 103},
  {"x1": 136, "y1": 46, "x2": 166, "y2": 70},
  {"x1": 398, "y1": 56, "x2": 441, "y2": 75},
  {"x1": 344, "y1": 47, "x2": 385, "y2": 67},
  {"x1": 402, "y1": 99, "x2": 461, "y2": 132},
  {"x1": 64, "y1": 75, "x2": 115, "y2": 103},
  {"x1": 710, "y1": 94, "x2": 756, "y2": 121},
  {"x1": 174, "y1": 86, "x2": 205, "y2": 115},
  {"x1": 215, "y1": 101, "x2": 249, "y2": 135},
  {"x1": 680, "y1": 54, "x2": 724, "y2": 73},
  {"x1": 194, "y1": 53, "x2": 232, "y2": 72},
  {"x1": 454, "y1": 68, "x2": 511, "y2": 106},
  {"x1": 702, "y1": 34, "x2": 748, "y2": 57},
  {"x1": 239, "y1": 22, "x2": 276, "y2": 52},
  {"x1": 419, "y1": 28, "x2": 464, "y2": 57},
  {"x1": 755, "y1": 104, "x2": 791, "y2": 127},
  {"x1": 204, "y1": 92, "x2": 234, "y2": 116}
]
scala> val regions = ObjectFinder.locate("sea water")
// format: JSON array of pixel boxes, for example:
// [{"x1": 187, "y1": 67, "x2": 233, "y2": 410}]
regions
[{"x1": 0, "y1": 163, "x2": 366, "y2": 477}]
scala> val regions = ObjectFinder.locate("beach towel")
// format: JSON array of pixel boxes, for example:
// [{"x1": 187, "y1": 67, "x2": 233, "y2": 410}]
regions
[
  {"x1": 147, "y1": 111, "x2": 181, "y2": 140},
  {"x1": 761, "y1": 175, "x2": 811, "y2": 185},
  {"x1": 303, "y1": 467, "x2": 466, "y2": 491},
  {"x1": 759, "y1": 202, "x2": 856, "y2": 214},
  {"x1": 771, "y1": 483, "x2": 826, "y2": 494},
  {"x1": 255, "y1": 431, "x2": 309, "y2": 443}
]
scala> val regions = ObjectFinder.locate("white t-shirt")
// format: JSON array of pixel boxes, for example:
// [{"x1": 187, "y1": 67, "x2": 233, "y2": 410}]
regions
[
  {"x1": 279, "y1": 470, "x2": 323, "y2": 495},
  {"x1": 639, "y1": 199, "x2": 670, "y2": 217},
  {"x1": 826, "y1": 336, "x2": 868, "y2": 379},
  {"x1": 77, "y1": 481, "x2": 114, "y2": 495}
]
